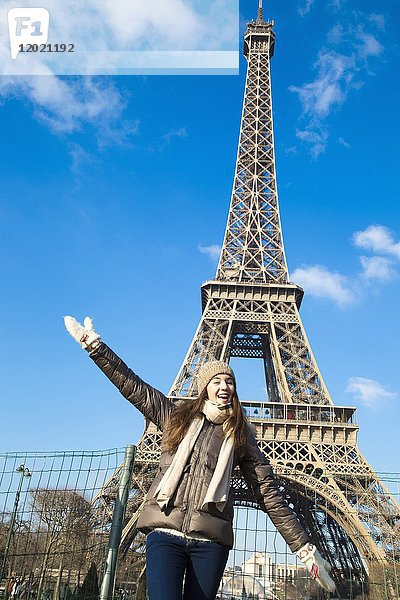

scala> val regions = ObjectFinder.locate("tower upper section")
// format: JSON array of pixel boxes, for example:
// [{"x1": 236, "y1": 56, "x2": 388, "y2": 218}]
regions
[
  {"x1": 216, "y1": 4, "x2": 288, "y2": 284},
  {"x1": 244, "y1": 3, "x2": 275, "y2": 59}
]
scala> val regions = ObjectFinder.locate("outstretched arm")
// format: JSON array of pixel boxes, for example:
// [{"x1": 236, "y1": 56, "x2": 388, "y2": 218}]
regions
[
  {"x1": 239, "y1": 433, "x2": 310, "y2": 552},
  {"x1": 240, "y1": 432, "x2": 335, "y2": 593},
  {"x1": 64, "y1": 316, "x2": 173, "y2": 429}
]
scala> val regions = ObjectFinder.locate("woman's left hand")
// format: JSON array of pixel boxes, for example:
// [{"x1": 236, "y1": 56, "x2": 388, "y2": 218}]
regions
[{"x1": 297, "y1": 543, "x2": 335, "y2": 592}]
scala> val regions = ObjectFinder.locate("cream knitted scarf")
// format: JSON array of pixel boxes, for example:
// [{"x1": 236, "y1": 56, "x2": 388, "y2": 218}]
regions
[{"x1": 155, "y1": 401, "x2": 234, "y2": 512}]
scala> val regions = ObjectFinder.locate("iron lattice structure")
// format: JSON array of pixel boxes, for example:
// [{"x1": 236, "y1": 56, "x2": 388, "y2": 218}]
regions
[{"x1": 92, "y1": 4, "x2": 400, "y2": 597}]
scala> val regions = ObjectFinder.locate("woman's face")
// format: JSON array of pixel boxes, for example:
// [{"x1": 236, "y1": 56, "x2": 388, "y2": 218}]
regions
[{"x1": 206, "y1": 374, "x2": 235, "y2": 406}]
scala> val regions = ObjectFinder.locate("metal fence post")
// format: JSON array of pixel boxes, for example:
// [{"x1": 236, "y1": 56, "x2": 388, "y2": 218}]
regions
[
  {"x1": 0, "y1": 465, "x2": 31, "y2": 584},
  {"x1": 100, "y1": 445, "x2": 135, "y2": 600}
]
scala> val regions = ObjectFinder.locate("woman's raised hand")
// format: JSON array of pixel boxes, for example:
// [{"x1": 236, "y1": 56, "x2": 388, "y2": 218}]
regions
[{"x1": 64, "y1": 316, "x2": 101, "y2": 349}]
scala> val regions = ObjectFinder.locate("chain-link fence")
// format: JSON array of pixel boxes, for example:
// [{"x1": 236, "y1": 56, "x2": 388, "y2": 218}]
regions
[{"x1": 1, "y1": 449, "x2": 399, "y2": 600}]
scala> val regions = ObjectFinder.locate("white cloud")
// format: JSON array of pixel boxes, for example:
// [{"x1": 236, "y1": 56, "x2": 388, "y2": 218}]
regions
[
  {"x1": 346, "y1": 377, "x2": 397, "y2": 409},
  {"x1": 296, "y1": 127, "x2": 328, "y2": 158},
  {"x1": 290, "y1": 51, "x2": 352, "y2": 119},
  {"x1": 353, "y1": 225, "x2": 400, "y2": 260},
  {"x1": 360, "y1": 256, "x2": 395, "y2": 281},
  {"x1": 355, "y1": 27, "x2": 383, "y2": 59},
  {"x1": 96, "y1": 0, "x2": 201, "y2": 50},
  {"x1": 298, "y1": 0, "x2": 315, "y2": 18},
  {"x1": 162, "y1": 127, "x2": 188, "y2": 143},
  {"x1": 329, "y1": 0, "x2": 345, "y2": 11},
  {"x1": 338, "y1": 136, "x2": 350, "y2": 148},
  {"x1": 327, "y1": 24, "x2": 344, "y2": 44},
  {"x1": 198, "y1": 244, "x2": 221, "y2": 262},
  {"x1": 289, "y1": 50, "x2": 354, "y2": 156},
  {"x1": 369, "y1": 14, "x2": 385, "y2": 31},
  {"x1": 290, "y1": 12, "x2": 385, "y2": 156},
  {"x1": 291, "y1": 265, "x2": 355, "y2": 307},
  {"x1": 0, "y1": 75, "x2": 139, "y2": 147},
  {"x1": 291, "y1": 225, "x2": 399, "y2": 308},
  {"x1": 285, "y1": 146, "x2": 297, "y2": 155},
  {"x1": 68, "y1": 143, "x2": 94, "y2": 174}
]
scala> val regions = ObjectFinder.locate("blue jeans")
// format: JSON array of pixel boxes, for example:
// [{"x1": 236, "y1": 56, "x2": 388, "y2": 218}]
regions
[{"x1": 146, "y1": 530, "x2": 230, "y2": 600}]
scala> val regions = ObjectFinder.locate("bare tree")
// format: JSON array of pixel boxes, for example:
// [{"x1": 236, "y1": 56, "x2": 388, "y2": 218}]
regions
[
  {"x1": 0, "y1": 512, "x2": 9, "y2": 574},
  {"x1": 30, "y1": 490, "x2": 92, "y2": 600},
  {"x1": 0, "y1": 511, "x2": 33, "y2": 579}
]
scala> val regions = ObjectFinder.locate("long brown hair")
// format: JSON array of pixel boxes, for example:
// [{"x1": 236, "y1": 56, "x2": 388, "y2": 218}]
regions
[{"x1": 164, "y1": 386, "x2": 249, "y2": 454}]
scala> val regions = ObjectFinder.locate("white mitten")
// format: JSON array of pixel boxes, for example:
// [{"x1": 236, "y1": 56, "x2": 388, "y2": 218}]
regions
[
  {"x1": 64, "y1": 316, "x2": 101, "y2": 349},
  {"x1": 297, "y1": 543, "x2": 335, "y2": 593}
]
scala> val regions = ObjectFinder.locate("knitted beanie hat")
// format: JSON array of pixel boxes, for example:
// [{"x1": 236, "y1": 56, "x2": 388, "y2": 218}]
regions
[{"x1": 197, "y1": 361, "x2": 236, "y2": 396}]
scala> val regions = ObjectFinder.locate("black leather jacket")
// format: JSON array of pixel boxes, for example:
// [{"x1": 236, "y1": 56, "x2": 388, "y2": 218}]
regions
[{"x1": 89, "y1": 342, "x2": 310, "y2": 551}]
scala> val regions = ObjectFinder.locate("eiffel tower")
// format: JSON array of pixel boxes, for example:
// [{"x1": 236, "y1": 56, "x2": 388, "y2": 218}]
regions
[{"x1": 92, "y1": 1, "x2": 400, "y2": 595}]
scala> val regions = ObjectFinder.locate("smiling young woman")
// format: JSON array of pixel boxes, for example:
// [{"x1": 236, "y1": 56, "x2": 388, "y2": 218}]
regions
[
  {"x1": 206, "y1": 373, "x2": 235, "y2": 404},
  {"x1": 64, "y1": 316, "x2": 335, "y2": 599}
]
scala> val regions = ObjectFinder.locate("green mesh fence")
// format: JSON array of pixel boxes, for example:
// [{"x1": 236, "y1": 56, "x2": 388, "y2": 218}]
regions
[
  {"x1": 0, "y1": 450, "x2": 124, "y2": 600},
  {"x1": 1, "y1": 450, "x2": 399, "y2": 600}
]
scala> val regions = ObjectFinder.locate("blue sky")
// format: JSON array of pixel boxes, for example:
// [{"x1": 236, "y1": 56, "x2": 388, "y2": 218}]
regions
[{"x1": 1, "y1": 0, "x2": 399, "y2": 478}]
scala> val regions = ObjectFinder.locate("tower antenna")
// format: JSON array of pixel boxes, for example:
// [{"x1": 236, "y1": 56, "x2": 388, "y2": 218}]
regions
[{"x1": 257, "y1": 0, "x2": 264, "y2": 22}]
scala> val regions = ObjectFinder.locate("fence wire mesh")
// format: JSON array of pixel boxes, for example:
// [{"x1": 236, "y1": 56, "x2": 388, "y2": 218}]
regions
[
  {"x1": 0, "y1": 450, "x2": 124, "y2": 600},
  {"x1": 1, "y1": 449, "x2": 399, "y2": 600}
]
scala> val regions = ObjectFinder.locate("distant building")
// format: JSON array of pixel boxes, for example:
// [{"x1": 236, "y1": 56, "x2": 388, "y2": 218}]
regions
[
  {"x1": 272, "y1": 561, "x2": 301, "y2": 584},
  {"x1": 242, "y1": 551, "x2": 272, "y2": 579},
  {"x1": 220, "y1": 573, "x2": 272, "y2": 599},
  {"x1": 219, "y1": 551, "x2": 307, "y2": 599}
]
